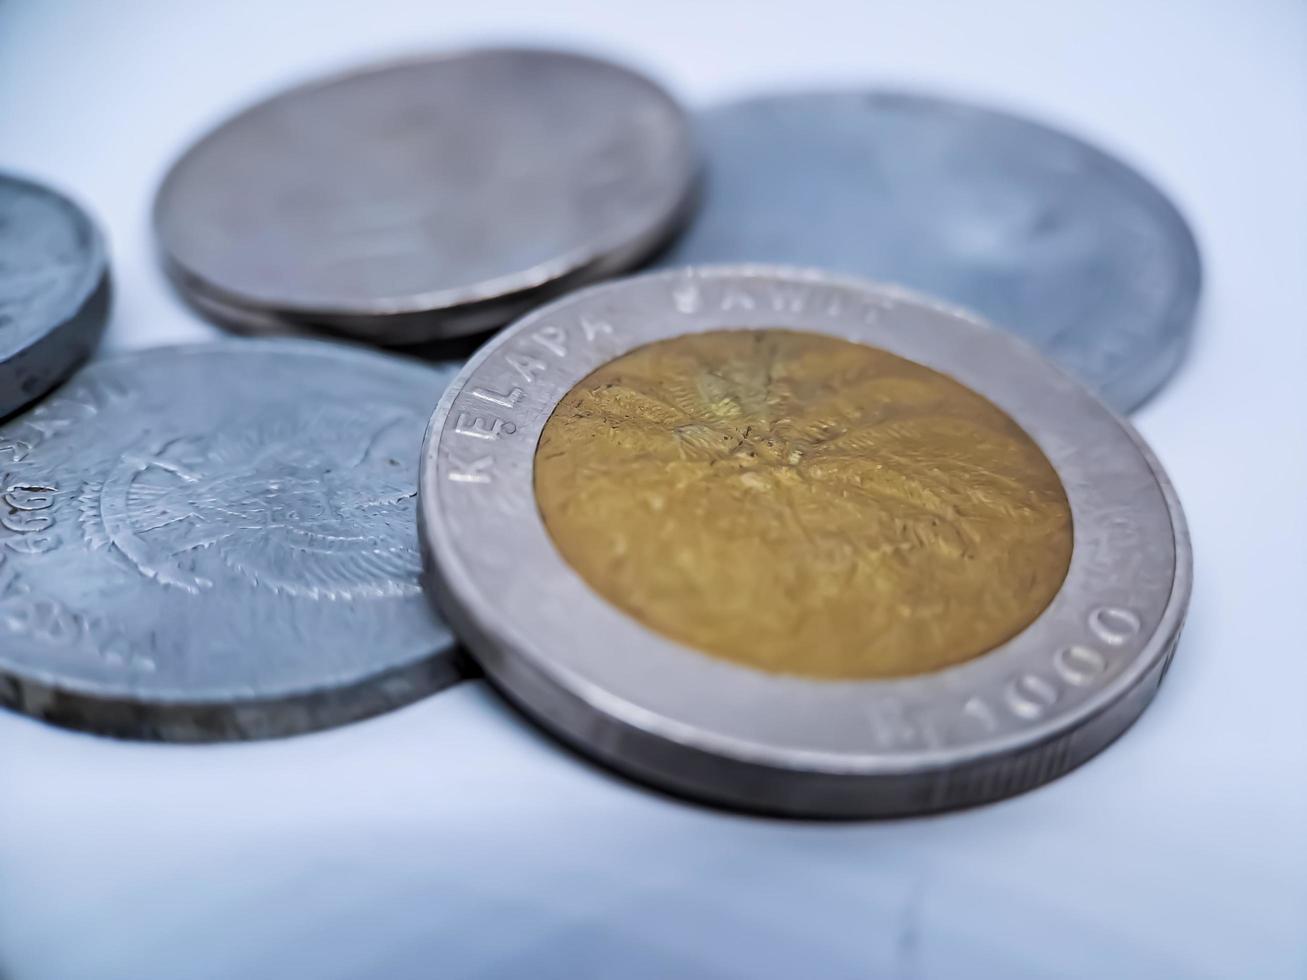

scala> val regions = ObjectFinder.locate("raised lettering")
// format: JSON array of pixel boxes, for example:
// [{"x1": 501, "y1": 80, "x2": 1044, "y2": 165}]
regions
[
  {"x1": 0, "y1": 438, "x2": 32, "y2": 463},
  {"x1": 454, "y1": 413, "x2": 515, "y2": 441},
  {"x1": 1005, "y1": 673, "x2": 1059, "y2": 720},
  {"x1": 506, "y1": 351, "x2": 548, "y2": 384},
  {"x1": 1, "y1": 510, "x2": 53, "y2": 534},
  {"x1": 963, "y1": 695, "x2": 1000, "y2": 733},
  {"x1": 1088, "y1": 606, "x2": 1141, "y2": 646},
  {"x1": 672, "y1": 282, "x2": 702, "y2": 314},
  {"x1": 720, "y1": 285, "x2": 756, "y2": 311},
  {"x1": 470, "y1": 385, "x2": 524, "y2": 409},
  {"x1": 768, "y1": 285, "x2": 808, "y2": 313},
  {"x1": 4, "y1": 484, "x2": 57, "y2": 510},
  {"x1": 447, "y1": 456, "x2": 495, "y2": 484},
  {"x1": 580, "y1": 315, "x2": 614, "y2": 342},
  {"x1": 1054, "y1": 645, "x2": 1107, "y2": 685},
  {"x1": 529, "y1": 325, "x2": 568, "y2": 357}
]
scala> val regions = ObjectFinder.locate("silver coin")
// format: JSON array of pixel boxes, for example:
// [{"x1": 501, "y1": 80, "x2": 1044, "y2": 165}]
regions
[
  {"x1": 170, "y1": 272, "x2": 490, "y2": 364},
  {"x1": 154, "y1": 48, "x2": 697, "y2": 345},
  {"x1": 0, "y1": 173, "x2": 110, "y2": 419},
  {"x1": 0, "y1": 340, "x2": 462, "y2": 740},
  {"x1": 419, "y1": 266, "x2": 1191, "y2": 817},
  {"x1": 654, "y1": 93, "x2": 1202, "y2": 411}
]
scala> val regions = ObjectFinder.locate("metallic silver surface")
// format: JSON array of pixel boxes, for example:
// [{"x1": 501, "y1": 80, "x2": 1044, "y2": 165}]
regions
[
  {"x1": 0, "y1": 341, "x2": 461, "y2": 740},
  {"x1": 154, "y1": 48, "x2": 697, "y2": 344},
  {"x1": 0, "y1": 173, "x2": 109, "y2": 419},
  {"x1": 654, "y1": 92, "x2": 1202, "y2": 411},
  {"x1": 419, "y1": 266, "x2": 1191, "y2": 817}
]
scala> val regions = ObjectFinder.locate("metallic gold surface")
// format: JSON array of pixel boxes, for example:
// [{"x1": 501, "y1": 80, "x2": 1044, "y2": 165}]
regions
[{"x1": 534, "y1": 329, "x2": 1072, "y2": 679}]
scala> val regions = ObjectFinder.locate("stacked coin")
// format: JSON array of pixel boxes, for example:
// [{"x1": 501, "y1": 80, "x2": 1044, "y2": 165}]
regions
[
  {"x1": 153, "y1": 48, "x2": 697, "y2": 344},
  {"x1": 1, "y1": 45, "x2": 1201, "y2": 816}
]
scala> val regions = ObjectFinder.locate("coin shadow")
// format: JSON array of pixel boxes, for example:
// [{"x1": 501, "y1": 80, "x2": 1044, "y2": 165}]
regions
[{"x1": 468, "y1": 668, "x2": 1063, "y2": 827}]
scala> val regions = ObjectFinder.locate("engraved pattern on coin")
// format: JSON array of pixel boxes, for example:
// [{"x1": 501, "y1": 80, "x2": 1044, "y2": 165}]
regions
[
  {"x1": 535, "y1": 329, "x2": 1073, "y2": 678},
  {"x1": 0, "y1": 341, "x2": 459, "y2": 740},
  {"x1": 78, "y1": 407, "x2": 421, "y2": 599}
]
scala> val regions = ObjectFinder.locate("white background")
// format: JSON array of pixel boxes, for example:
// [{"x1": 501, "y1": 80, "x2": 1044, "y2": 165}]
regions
[{"x1": 2, "y1": 2, "x2": 1305, "y2": 977}]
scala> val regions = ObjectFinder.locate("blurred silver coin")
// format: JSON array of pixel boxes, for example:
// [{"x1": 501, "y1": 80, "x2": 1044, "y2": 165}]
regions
[
  {"x1": 419, "y1": 266, "x2": 1191, "y2": 817},
  {"x1": 154, "y1": 48, "x2": 697, "y2": 345},
  {"x1": 0, "y1": 340, "x2": 462, "y2": 740},
  {"x1": 655, "y1": 92, "x2": 1201, "y2": 411},
  {"x1": 0, "y1": 173, "x2": 110, "y2": 419},
  {"x1": 175, "y1": 281, "x2": 488, "y2": 363}
]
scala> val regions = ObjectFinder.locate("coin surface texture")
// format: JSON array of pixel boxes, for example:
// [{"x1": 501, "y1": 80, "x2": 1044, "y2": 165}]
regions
[
  {"x1": 0, "y1": 173, "x2": 110, "y2": 419},
  {"x1": 420, "y1": 267, "x2": 1191, "y2": 817},
  {"x1": 0, "y1": 341, "x2": 461, "y2": 740},
  {"x1": 534, "y1": 329, "x2": 1073, "y2": 679},
  {"x1": 154, "y1": 48, "x2": 696, "y2": 344},
  {"x1": 655, "y1": 93, "x2": 1202, "y2": 411}
]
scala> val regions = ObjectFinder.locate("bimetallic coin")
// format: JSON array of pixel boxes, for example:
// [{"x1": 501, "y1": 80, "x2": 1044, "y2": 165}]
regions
[
  {"x1": 154, "y1": 48, "x2": 697, "y2": 344},
  {"x1": 654, "y1": 93, "x2": 1202, "y2": 411},
  {"x1": 0, "y1": 173, "x2": 110, "y2": 419},
  {"x1": 0, "y1": 341, "x2": 462, "y2": 740},
  {"x1": 420, "y1": 267, "x2": 1191, "y2": 817}
]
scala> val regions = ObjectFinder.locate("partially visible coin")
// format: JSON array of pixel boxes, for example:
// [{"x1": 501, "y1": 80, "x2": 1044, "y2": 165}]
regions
[
  {"x1": 0, "y1": 173, "x2": 110, "y2": 419},
  {"x1": 419, "y1": 266, "x2": 1191, "y2": 817},
  {"x1": 0, "y1": 341, "x2": 462, "y2": 740},
  {"x1": 655, "y1": 93, "x2": 1202, "y2": 411},
  {"x1": 154, "y1": 48, "x2": 697, "y2": 345}
]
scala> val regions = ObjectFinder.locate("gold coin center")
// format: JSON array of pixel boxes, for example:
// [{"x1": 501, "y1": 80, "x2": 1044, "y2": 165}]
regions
[{"x1": 533, "y1": 329, "x2": 1072, "y2": 679}]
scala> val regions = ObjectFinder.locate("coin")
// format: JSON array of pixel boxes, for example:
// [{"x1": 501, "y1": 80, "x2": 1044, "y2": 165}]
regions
[
  {"x1": 0, "y1": 172, "x2": 110, "y2": 419},
  {"x1": 420, "y1": 266, "x2": 1191, "y2": 817},
  {"x1": 0, "y1": 341, "x2": 462, "y2": 740},
  {"x1": 154, "y1": 48, "x2": 697, "y2": 345},
  {"x1": 654, "y1": 93, "x2": 1202, "y2": 412},
  {"x1": 534, "y1": 329, "x2": 1075, "y2": 680}
]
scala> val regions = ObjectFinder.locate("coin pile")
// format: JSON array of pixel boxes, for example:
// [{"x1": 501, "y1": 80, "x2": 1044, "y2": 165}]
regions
[{"x1": 0, "y1": 46, "x2": 1198, "y2": 816}]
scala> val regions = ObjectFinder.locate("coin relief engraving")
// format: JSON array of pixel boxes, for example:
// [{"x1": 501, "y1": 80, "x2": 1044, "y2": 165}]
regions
[
  {"x1": 0, "y1": 343, "x2": 461, "y2": 740},
  {"x1": 78, "y1": 407, "x2": 424, "y2": 600},
  {"x1": 534, "y1": 328, "x2": 1074, "y2": 679},
  {"x1": 654, "y1": 92, "x2": 1202, "y2": 410},
  {"x1": 669, "y1": 278, "x2": 897, "y2": 327}
]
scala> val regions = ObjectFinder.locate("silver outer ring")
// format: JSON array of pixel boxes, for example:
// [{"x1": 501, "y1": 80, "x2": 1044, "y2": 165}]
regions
[
  {"x1": 419, "y1": 266, "x2": 1191, "y2": 817},
  {"x1": 153, "y1": 47, "x2": 698, "y2": 344}
]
